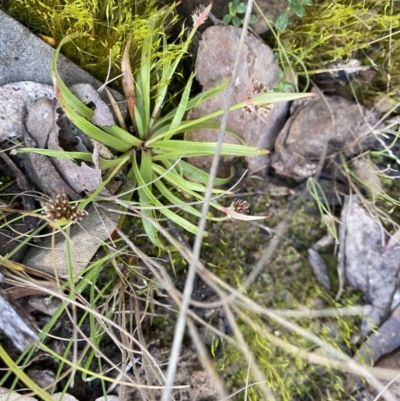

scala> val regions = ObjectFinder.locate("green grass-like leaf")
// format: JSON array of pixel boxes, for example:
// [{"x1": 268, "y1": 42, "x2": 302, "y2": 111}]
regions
[{"x1": 151, "y1": 140, "x2": 269, "y2": 156}]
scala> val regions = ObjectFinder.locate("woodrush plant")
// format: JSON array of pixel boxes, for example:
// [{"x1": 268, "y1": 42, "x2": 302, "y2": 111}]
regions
[
  {"x1": 19, "y1": 5, "x2": 313, "y2": 246},
  {"x1": 0, "y1": 3, "x2": 385, "y2": 401}
]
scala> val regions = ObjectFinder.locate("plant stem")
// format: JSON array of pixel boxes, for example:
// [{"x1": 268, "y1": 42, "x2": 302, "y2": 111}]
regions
[{"x1": 161, "y1": 2, "x2": 257, "y2": 399}]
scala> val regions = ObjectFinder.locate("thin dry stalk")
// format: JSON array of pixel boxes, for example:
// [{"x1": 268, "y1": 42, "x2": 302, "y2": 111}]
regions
[
  {"x1": 187, "y1": 319, "x2": 229, "y2": 400},
  {"x1": 161, "y1": 2, "x2": 257, "y2": 398},
  {"x1": 234, "y1": 304, "x2": 399, "y2": 401},
  {"x1": 223, "y1": 304, "x2": 276, "y2": 400}
]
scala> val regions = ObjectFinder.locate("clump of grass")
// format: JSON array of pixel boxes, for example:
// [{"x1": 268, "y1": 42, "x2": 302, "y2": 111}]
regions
[{"x1": 278, "y1": 0, "x2": 400, "y2": 104}]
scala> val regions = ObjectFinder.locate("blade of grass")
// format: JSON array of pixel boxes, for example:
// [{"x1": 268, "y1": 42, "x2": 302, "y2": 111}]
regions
[
  {"x1": 178, "y1": 159, "x2": 234, "y2": 186},
  {"x1": 147, "y1": 91, "x2": 314, "y2": 145},
  {"x1": 152, "y1": 164, "x2": 226, "y2": 215},
  {"x1": 153, "y1": 162, "x2": 225, "y2": 194},
  {"x1": 150, "y1": 34, "x2": 173, "y2": 124},
  {"x1": 61, "y1": 101, "x2": 132, "y2": 152},
  {"x1": 136, "y1": 153, "x2": 201, "y2": 235},
  {"x1": 80, "y1": 154, "x2": 131, "y2": 210},
  {"x1": 139, "y1": 182, "x2": 202, "y2": 236},
  {"x1": 150, "y1": 4, "x2": 212, "y2": 124},
  {"x1": 0, "y1": 347, "x2": 56, "y2": 401},
  {"x1": 136, "y1": 19, "x2": 159, "y2": 139},
  {"x1": 168, "y1": 72, "x2": 194, "y2": 132},
  {"x1": 52, "y1": 35, "x2": 141, "y2": 148},
  {"x1": 101, "y1": 125, "x2": 143, "y2": 147},
  {"x1": 150, "y1": 120, "x2": 243, "y2": 143},
  {"x1": 13, "y1": 148, "x2": 129, "y2": 170},
  {"x1": 151, "y1": 140, "x2": 269, "y2": 156},
  {"x1": 132, "y1": 153, "x2": 163, "y2": 247},
  {"x1": 105, "y1": 87, "x2": 127, "y2": 130},
  {"x1": 154, "y1": 179, "x2": 203, "y2": 217},
  {"x1": 151, "y1": 78, "x2": 230, "y2": 132},
  {"x1": 51, "y1": 34, "x2": 95, "y2": 120},
  {"x1": 14, "y1": 148, "x2": 93, "y2": 161},
  {"x1": 306, "y1": 178, "x2": 338, "y2": 241}
]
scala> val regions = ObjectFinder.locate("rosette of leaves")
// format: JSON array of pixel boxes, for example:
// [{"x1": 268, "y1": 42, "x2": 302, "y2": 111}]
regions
[{"x1": 41, "y1": 4, "x2": 311, "y2": 246}]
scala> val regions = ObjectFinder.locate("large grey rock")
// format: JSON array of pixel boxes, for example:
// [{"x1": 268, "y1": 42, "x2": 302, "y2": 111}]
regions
[
  {"x1": 0, "y1": 10, "x2": 123, "y2": 100},
  {"x1": 187, "y1": 25, "x2": 289, "y2": 176},
  {"x1": 271, "y1": 94, "x2": 379, "y2": 179}
]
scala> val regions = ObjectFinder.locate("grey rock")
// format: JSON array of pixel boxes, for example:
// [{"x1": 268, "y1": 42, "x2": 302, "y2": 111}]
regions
[
  {"x1": 24, "y1": 96, "x2": 102, "y2": 196},
  {"x1": 0, "y1": 388, "x2": 38, "y2": 401},
  {"x1": 0, "y1": 10, "x2": 124, "y2": 104},
  {"x1": 0, "y1": 81, "x2": 55, "y2": 142},
  {"x1": 23, "y1": 203, "x2": 119, "y2": 277},
  {"x1": 339, "y1": 195, "x2": 400, "y2": 335},
  {"x1": 52, "y1": 395, "x2": 79, "y2": 401},
  {"x1": 271, "y1": 94, "x2": 379, "y2": 179},
  {"x1": 26, "y1": 369, "x2": 55, "y2": 390},
  {"x1": 187, "y1": 25, "x2": 289, "y2": 176}
]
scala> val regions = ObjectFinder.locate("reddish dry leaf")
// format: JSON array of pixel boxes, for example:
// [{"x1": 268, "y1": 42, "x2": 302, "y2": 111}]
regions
[{"x1": 121, "y1": 36, "x2": 136, "y2": 128}]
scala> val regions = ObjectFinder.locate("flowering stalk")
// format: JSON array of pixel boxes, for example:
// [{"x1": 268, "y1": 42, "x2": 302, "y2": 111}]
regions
[
  {"x1": 191, "y1": 3, "x2": 212, "y2": 30},
  {"x1": 220, "y1": 198, "x2": 269, "y2": 221}
]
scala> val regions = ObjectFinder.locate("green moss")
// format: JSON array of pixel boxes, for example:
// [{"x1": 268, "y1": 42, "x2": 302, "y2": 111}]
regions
[
  {"x1": 204, "y1": 197, "x2": 362, "y2": 400},
  {"x1": 2, "y1": 0, "x2": 181, "y2": 89}
]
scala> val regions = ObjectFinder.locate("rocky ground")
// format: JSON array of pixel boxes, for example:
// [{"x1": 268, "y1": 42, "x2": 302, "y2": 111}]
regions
[{"x1": 1, "y1": 3, "x2": 400, "y2": 401}]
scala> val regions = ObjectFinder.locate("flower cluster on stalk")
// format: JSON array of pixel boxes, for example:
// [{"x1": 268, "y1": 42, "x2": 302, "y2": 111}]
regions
[
  {"x1": 243, "y1": 80, "x2": 274, "y2": 117},
  {"x1": 42, "y1": 194, "x2": 87, "y2": 224},
  {"x1": 192, "y1": 4, "x2": 209, "y2": 28}
]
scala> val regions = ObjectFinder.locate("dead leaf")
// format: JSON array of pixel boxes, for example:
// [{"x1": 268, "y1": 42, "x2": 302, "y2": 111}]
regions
[
  {"x1": 121, "y1": 36, "x2": 136, "y2": 125},
  {"x1": 37, "y1": 33, "x2": 56, "y2": 47}
]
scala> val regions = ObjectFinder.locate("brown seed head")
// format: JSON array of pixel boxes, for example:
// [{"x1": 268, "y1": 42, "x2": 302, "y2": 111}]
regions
[
  {"x1": 242, "y1": 80, "x2": 274, "y2": 116},
  {"x1": 230, "y1": 198, "x2": 250, "y2": 215},
  {"x1": 42, "y1": 194, "x2": 87, "y2": 223}
]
